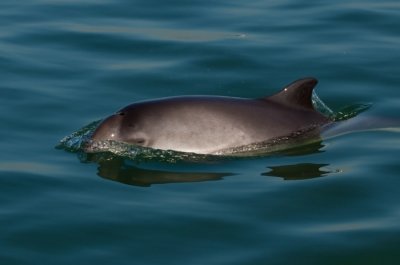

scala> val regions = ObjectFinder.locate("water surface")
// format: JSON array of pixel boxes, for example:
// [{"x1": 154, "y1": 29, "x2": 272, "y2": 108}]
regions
[{"x1": 1, "y1": 0, "x2": 400, "y2": 264}]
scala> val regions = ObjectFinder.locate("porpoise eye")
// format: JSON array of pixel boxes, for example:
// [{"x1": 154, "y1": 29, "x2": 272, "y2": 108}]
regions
[{"x1": 134, "y1": 138, "x2": 146, "y2": 145}]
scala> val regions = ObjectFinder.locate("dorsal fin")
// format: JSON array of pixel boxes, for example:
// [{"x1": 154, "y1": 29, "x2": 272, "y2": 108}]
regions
[{"x1": 266, "y1": 78, "x2": 318, "y2": 110}]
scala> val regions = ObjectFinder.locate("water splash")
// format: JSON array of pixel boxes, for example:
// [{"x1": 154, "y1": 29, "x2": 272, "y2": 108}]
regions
[
  {"x1": 332, "y1": 103, "x2": 372, "y2": 121},
  {"x1": 57, "y1": 122, "x2": 215, "y2": 162},
  {"x1": 312, "y1": 90, "x2": 371, "y2": 121},
  {"x1": 83, "y1": 140, "x2": 213, "y2": 163},
  {"x1": 312, "y1": 90, "x2": 334, "y2": 118},
  {"x1": 57, "y1": 120, "x2": 101, "y2": 152}
]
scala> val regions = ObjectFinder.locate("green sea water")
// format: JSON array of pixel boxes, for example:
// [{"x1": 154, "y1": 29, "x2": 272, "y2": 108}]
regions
[{"x1": 1, "y1": 1, "x2": 400, "y2": 264}]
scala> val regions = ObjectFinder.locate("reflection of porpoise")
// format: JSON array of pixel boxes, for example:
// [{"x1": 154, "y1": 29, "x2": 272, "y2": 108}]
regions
[
  {"x1": 94, "y1": 157, "x2": 233, "y2": 187},
  {"x1": 86, "y1": 78, "x2": 332, "y2": 154}
]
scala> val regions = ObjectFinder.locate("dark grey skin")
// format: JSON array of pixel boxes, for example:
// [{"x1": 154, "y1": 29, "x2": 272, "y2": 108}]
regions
[{"x1": 87, "y1": 78, "x2": 332, "y2": 154}]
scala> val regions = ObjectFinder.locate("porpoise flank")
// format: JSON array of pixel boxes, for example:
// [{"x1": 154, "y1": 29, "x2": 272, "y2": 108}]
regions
[{"x1": 86, "y1": 78, "x2": 333, "y2": 154}]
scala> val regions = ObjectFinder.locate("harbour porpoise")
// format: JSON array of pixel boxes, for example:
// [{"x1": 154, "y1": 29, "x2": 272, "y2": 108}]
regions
[{"x1": 85, "y1": 78, "x2": 333, "y2": 155}]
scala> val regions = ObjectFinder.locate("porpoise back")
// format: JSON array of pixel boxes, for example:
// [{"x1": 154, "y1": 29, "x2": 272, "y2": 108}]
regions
[{"x1": 87, "y1": 78, "x2": 332, "y2": 154}]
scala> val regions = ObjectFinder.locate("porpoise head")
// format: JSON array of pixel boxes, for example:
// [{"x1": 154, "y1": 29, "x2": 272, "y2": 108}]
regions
[{"x1": 86, "y1": 107, "x2": 151, "y2": 152}]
